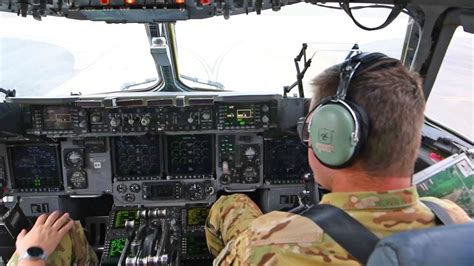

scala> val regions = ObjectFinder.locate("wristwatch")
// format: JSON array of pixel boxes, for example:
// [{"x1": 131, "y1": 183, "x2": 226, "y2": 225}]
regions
[{"x1": 19, "y1": 247, "x2": 48, "y2": 261}]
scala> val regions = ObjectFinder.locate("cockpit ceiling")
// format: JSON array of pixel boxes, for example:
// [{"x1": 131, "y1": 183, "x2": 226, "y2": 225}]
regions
[{"x1": 0, "y1": 0, "x2": 473, "y2": 23}]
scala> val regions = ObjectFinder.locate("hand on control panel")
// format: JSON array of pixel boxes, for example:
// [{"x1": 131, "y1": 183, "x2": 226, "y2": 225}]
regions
[{"x1": 15, "y1": 211, "x2": 74, "y2": 265}]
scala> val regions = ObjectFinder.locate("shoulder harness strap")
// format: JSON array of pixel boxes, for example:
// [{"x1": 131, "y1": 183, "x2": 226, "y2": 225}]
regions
[
  {"x1": 301, "y1": 204, "x2": 379, "y2": 264},
  {"x1": 421, "y1": 200, "x2": 454, "y2": 225},
  {"x1": 302, "y1": 200, "x2": 454, "y2": 264}
]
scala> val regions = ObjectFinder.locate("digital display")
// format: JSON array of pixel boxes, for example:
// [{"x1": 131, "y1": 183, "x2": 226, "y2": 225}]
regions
[
  {"x1": 114, "y1": 136, "x2": 160, "y2": 177},
  {"x1": 108, "y1": 238, "x2": 126, "y2": 258},
  {"x1": 264, "y1": 138, "x2": 310, "y2": 184},
  {"x1": 43, "y1": 107, "x2": 74, "y2": 130},
  {"x1": 186, "y1": 235, "x2": 210, "y2": 256},
  {"x1": 237, "y1": 109, "x2": 252, "y2": 119},
  {"x1": 223, "y1": 104, "x2": 258, "y2": 127},
  {"x1": 186, "y1": 207, "x2": 210, "y2": 226},
  {"x1": 9, "y1": 145, "x2": 61, "y2": 189},
  {"x1": 113, "y1": 209, "x2": 138, "y2": 229},
  {"x1": 167, "y1": 135, "x2": 213, "y2": 175},
  {"x1": 149, "y1": 184, "x2": 174, "y2": 199}
]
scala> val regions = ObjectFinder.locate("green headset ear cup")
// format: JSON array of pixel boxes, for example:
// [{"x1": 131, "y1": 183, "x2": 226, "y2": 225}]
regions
[{"x1": 309, "y1": 103, "x2": 358, "y2": 167}]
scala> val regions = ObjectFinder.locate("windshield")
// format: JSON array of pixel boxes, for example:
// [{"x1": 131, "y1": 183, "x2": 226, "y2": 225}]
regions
[
  {"x1": 0, "y1": 13, "x2": 159, "y2": 98},
  {"x1": 175, "y1": 3, "x2": 409, "y2": 96},
  {"x1": 426, "y1": 27, "x2": 474, "y2": 141}
]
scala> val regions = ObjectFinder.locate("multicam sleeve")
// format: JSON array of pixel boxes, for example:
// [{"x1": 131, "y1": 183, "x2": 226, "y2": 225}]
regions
[
  {"x1": 69, "y1": 221, "x2": 99, "y2": 265},
  {"x1": 205, "y1": 194, "x2": 263, "y2": 256},
  {"x1": 7, "y1": 226, "x2": 74, "y2": 266},
  {"x1": 421, "y1": 196, "x2": 472, "y2": 224}
]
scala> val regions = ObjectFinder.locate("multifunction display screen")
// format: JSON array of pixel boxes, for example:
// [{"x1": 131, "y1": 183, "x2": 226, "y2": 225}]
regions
[
  {"x1": 186, "y1": 235, "x2": 210, "y2": 256},
  {"x1": 186, "y1": 207, "x2": 210, "y2": 226},
  {"x1": 225, "y1": 105, "x2": 254, "y2": 126},
  {"x1": 9, "y1": 145, "x2": 61, "y2": 189},
  {"x1": 167, "y1": 134, "x2": 213, "y2": 175},
  {"x1": 43, "y1": 106, "x2": 74, "y2": 130},
  {"x1": 114, "y1": 136, "x2": 160, "y2": 177},
  {"x1": 108, "y1": 238, "x2": 126, "y2": 258},
  {"x1": 149, "y1": 184, "x2": 174, "y2": 198}
]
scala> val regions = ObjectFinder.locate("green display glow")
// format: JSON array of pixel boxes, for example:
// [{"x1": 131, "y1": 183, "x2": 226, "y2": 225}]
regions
[{"x1": 109, "y1": 239, "x2": 126, "y2": 258}]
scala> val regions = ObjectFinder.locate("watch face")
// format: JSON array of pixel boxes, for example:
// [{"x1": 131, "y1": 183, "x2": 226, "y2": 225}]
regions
[{"x1": 27, "y1": 247, "x2": 44, "y2": 257}]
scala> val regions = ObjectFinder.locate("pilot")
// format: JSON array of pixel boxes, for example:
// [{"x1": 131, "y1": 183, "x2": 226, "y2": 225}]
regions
[
  {"x1": 205, "y1": 53, "x2": 472, "y2": 265},
  {"x1": 8, "y1": 211, "x2": 98, "y2": 266}
]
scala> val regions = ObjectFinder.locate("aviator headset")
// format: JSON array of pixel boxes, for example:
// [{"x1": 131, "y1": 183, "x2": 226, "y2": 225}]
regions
[{"x1": 308, "y1": 52, "x2": 398, "y2": 168}]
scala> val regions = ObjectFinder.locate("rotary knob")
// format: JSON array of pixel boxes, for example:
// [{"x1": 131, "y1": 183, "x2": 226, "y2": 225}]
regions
[
  {"x1": 91, "y1": 114, "x2": 101, "y2": 123},
  {"x1": 117, "y1": 184, "x2": 127, "y2": 193},
  {"x1": 124, "y1": 193, "x2": 135, "y2": 202},
  {"x1": 141, "y1": 116, "x2": 151, "y2": 126},
  {"x1": 202, "y1": 112, "x2": 211, "y2": 120},
  {"x1": 205, "y1": 186, "x2": 215, "y2": 195},
  {"x1": 261, "y1": 115, "x2": 269, "y2": 123},
  {"x1": 130, "y1": 183, "x2": 141, "y2": 193},
  {"x1": 220, "y1": 174, "x2": 231, "y2": 185},
  {"x1": 128, "y1": 117, "x2": 135, "y2": 125},
  {"x1": 79, "y1": 120, "x2": 87, "y2": 128},
  {"x1": 78, "y1": 110, "x2": 87, "y2": 117},
  {"x1": 110, "y1": 117, "x2": 121, "y2": 127},
  {"x1": 261, "y1": 104, "x2": 269, "y2": 112}
]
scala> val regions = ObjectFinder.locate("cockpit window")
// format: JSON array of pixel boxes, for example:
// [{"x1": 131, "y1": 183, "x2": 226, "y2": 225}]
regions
[
  {"x1": 174, "y1": 4, "x2": 409, "y2": 97},
  {"x1": 426, "y1": 27, "x2": 474, "y2": 141},
  {"x1": 0, "y1": 13, "x2": 159, "y2": 98}
]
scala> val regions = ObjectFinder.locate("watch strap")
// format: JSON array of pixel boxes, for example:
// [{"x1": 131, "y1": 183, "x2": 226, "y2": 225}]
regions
[{"x1": 19, "y1": 248, "x2": 48, "y2": 261}]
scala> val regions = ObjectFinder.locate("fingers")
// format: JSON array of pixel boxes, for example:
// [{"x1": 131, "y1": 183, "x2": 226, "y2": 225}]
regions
[
  {"x1": 17, "y1": 229, "x2": 27, "y2": 240},
  {"x1": 44, "y1": 210, "x2": 61, "y2": 227},
  {"x1": 35, "y1": 213, "x2": 48, "y2": 226},
  {"x1": 52, "y1": 213, "x2": 70, "y2": 231},
  {"x1": 57, "y1": 220, "x2": 74, "y2": 238}
]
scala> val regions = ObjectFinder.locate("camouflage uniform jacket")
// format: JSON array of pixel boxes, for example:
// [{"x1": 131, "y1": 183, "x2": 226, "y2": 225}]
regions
[
  {"x1": 8, "y1": 221, "x2": 98, "y2": 266},
  {"x1": 205, "y1": 187, "x2": 472, "y2": 266}
]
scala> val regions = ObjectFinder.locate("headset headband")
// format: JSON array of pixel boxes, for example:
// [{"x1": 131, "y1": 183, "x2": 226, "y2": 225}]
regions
[{"x1": 334, "y1": 52, "x2": 393, "y2": 101}]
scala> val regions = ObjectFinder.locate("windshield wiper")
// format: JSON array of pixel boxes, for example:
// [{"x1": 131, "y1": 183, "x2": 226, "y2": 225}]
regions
[
  {"x1": 121, "y1": 78, "x2": 158, "y2": 91},
  {"x1": 180, "y1": 74, "x2": 225, "y2": 90}
]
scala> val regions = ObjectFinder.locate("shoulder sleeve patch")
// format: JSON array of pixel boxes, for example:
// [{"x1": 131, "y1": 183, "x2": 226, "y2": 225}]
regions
[{"x1": 250, "y1": 211, "x2": 324, "y2": 246}]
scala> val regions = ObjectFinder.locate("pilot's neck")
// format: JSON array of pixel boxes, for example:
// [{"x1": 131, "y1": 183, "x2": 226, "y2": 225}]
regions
[{"x1": 329, "y1": 167, "x2": 412, "y2": 193}]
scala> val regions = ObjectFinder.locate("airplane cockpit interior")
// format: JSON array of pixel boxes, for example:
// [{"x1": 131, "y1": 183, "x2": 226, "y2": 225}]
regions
[{"x1": 0, "y1": 0, "x2": 473, "y2": 264}]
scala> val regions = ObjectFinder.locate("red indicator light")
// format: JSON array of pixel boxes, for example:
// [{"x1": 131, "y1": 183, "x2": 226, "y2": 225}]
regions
[
  {"x1": 176, "y1": 0, "x2": 184, "y2": 4},
  {"x1": 125, "y1": 0, "x2": 135, "y2": 4},
  {"x1": 200, "y1": 0, "x2": 210, "y2": 5},
  {"x1": 100, "y1": 0, "x2": 109, "y2": 5}
]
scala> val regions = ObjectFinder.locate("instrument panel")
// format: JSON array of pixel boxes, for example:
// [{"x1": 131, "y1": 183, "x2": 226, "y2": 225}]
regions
[
  {"x1": 1, "y1": 94, "x2": 311, "y2": 197},
  {"x1": 0, "y1": 94, "x2": 313, "y2": 265}
]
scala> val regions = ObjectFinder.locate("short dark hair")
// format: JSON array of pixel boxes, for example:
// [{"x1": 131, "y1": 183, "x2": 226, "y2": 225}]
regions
[{"x1": 310, "y1": 60, "x2": 425, "y2": 176}]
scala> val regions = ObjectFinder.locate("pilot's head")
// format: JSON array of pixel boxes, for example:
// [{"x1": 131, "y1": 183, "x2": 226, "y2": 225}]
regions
[{"x1": 304, "y1": 53, "x2": 425, "y2": 190}]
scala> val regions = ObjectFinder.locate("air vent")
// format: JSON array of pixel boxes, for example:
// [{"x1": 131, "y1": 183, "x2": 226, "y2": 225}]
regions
[
  {"x1": 116, "y1": 99, "x2": 144, "y2": 107},
  {"x1": 75, "y1": 101, "x2": 102, "y2": 108},
  {"x1": 188, "y1": 98, "x2": 214, "y2": 105},
  {"x1": 147, "y1": 99, "x2": 174, "y2": 106}
]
